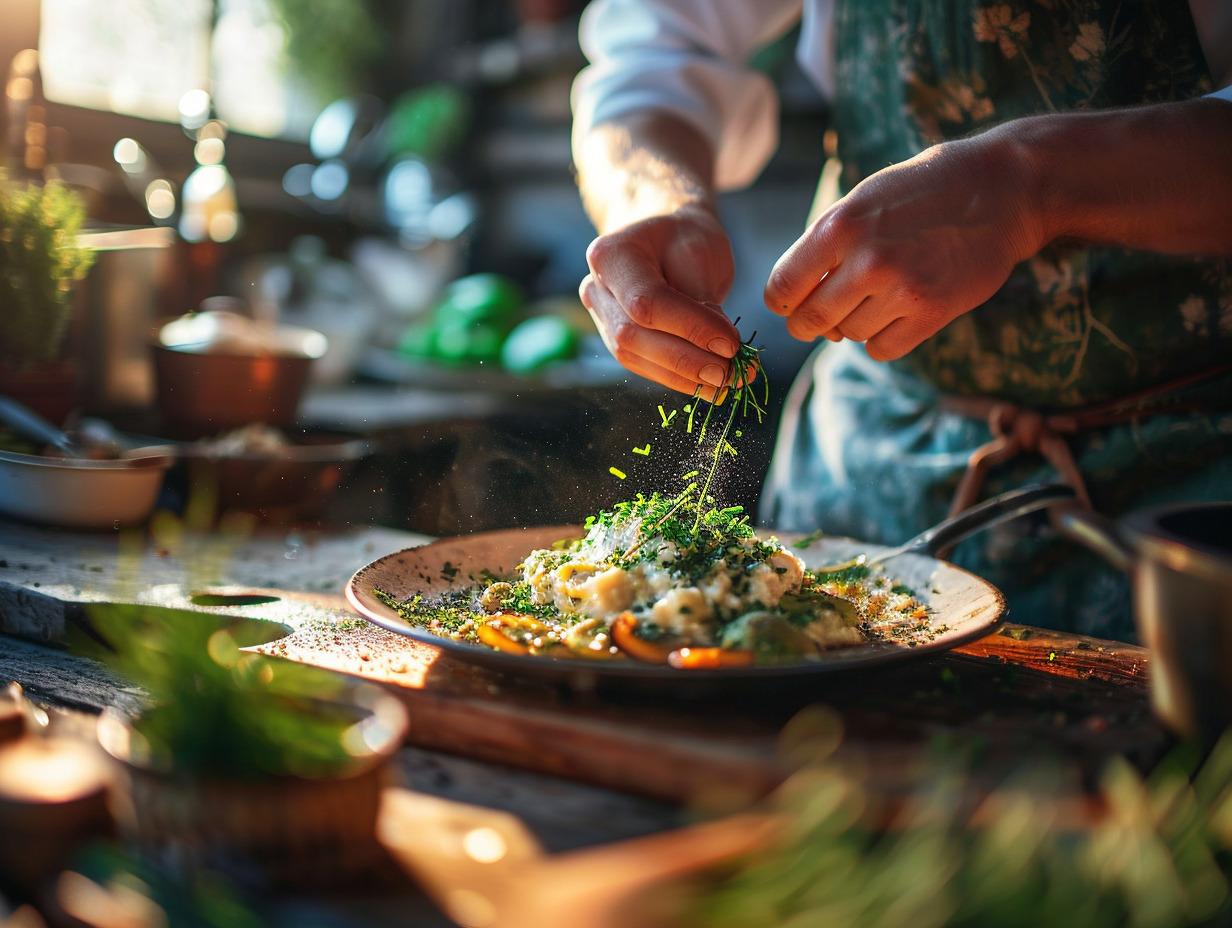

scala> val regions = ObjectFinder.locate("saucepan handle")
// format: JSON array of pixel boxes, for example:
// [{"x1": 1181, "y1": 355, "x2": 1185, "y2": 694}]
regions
[
  {"x1": 1050, "y1": 504, "x2": 1136, "y2": 574},
  {"x1": 903, "y1": 483, "x2": 1079, "y2": 559}
]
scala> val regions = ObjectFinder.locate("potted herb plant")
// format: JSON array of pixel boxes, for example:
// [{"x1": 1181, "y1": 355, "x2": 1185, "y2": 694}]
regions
[
  {"x1": 87, "y1": 605, "x2": 408, "y2": 891},
  {"x1": 0, "y1": 173, "x2": 96, "y2": 422}
]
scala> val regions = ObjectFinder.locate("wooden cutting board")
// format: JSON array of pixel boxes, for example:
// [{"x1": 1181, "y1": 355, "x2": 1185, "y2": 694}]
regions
[{"x1": 0, "y1": 520, "x2": 1166, "y2": 811}]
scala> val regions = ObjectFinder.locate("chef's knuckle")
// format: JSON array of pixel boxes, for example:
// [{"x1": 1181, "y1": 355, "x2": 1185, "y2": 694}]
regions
[
  {"x1": 895, "y1": 271, "x2": 935, "y2": 305},
  {"x1": 683, "y1": 321, "x2": 717, "y2": 349},
  {"x1": 785, "y1": 313, "x2": 815, "y2": 342},
  {"x1": 838, "y1": 320, "x2": 870, "y2": 342},
  {"x1": 607, "y1": 321, "x2": 639, "y2": 357},
  {"x1": 861, "y1": 246, "x2": 895, "y2": 281},
  {"x1": 865, "y1": 331, "x2": 907, "y2": 361},
  {"x1": 906, "y1": 301, "x2": 947, "y2": 334},
  {"x1": 670, "y1": 352, "x2": 703, "y2": 379},
  {"x1": 624, "y1": 291, "x2": 656, "y2": 325},
  {"x1": 820, "y1": 210, "x2": 857, "y2": 247},
  {"x1": 577, "y1": 274, "x2": 596, "y2": 304},
  {"x1": 585, "y1": 236, "x2": 614, "y2": 272}
]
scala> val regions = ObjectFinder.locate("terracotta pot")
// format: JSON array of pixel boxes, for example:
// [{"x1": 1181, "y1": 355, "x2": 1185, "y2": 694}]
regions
[{"x1": 96, "y1": 684, "x2": 408, "y2": 891}]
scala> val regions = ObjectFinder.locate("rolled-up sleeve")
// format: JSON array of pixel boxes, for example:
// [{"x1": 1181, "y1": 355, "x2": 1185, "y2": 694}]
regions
[{"x1": 571, "y1": 0, "x2": 804, "y2": 191}]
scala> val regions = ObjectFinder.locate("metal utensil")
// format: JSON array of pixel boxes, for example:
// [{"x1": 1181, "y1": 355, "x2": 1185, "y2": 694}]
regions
[
  {"x1": 816, "y1": 483, "x2": 1078, "y2": 572},
  {"x1": 0, "y1": 395, "x2": 176, "y2": 467},
  {"x1": 0, "y1": 394, "x2": 85, "y2": 456}
]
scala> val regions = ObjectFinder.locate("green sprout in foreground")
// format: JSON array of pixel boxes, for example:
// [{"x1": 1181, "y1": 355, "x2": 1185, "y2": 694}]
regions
[
  {"x1": 692, "y1": 709, "x2": 1232, "y2": 928},
  {"x1": 85, "y1": 604, "x2": 361, "y2": 780}
]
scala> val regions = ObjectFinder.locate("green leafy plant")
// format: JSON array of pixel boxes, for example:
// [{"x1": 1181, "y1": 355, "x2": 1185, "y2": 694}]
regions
[
  {"x1": 87, "y1": 604, "x2": 363, "y2": 781},
  {"x1": 0, "y1": 173, "x2": 96, "y2": 369},
  {"x1": 691, "y1": 714, "x2": 1232, "y2": 928}
]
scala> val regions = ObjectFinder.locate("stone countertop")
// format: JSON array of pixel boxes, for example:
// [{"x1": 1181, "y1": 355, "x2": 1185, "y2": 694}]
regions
[{"x1": 0, "y1": 516, "x2": 690, "y2": 858}]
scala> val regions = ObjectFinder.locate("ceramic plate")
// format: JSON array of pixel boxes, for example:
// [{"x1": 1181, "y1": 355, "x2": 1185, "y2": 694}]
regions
[{"x1": 345, "y1": 524, "x2": 1006, "y2": 686}]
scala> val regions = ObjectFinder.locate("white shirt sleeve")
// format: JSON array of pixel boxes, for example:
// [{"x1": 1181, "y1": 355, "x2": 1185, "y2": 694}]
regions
[{"x1": 571, "y1": 0, "x2": 807, "y2": 191}]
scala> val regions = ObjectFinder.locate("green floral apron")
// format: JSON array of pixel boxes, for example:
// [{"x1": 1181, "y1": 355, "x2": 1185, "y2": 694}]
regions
[{"x1": 761, "y1": 0, "x2": 1232, "y2": 641}]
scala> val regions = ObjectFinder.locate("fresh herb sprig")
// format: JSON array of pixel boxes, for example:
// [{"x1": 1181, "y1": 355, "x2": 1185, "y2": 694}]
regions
[
  {"x1": 585, "y1": 490, "x2": 766, "y2": 585},
  {"x1": 683, "y1": 336, "x2": 768, "y2": 537}
]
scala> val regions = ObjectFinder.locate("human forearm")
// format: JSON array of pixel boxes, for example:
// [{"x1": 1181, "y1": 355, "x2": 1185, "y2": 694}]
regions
[
  {"x1": 572, "y1": 111, "x2": 742, "y2": 399},
  {"x1": 1013, "y1": 96, "x2": 1232, "y2": 256},
  {"x1": 575, "y1": 112, "x2": 719, "y2": 234}
]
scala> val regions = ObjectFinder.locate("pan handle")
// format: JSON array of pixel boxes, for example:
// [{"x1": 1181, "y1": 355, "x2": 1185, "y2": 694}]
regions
[
  {"x1": 900, "y1": 483, "x2": 1078, "y2": 560},
  {"x1": 1051, "y1": 505, "x2": 1135, "y2": 574}
]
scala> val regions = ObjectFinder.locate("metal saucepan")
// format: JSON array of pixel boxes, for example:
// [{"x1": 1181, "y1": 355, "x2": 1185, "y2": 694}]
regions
[{"x1": 1058, "y1": 502, "x2": 1232, "y2": 745}]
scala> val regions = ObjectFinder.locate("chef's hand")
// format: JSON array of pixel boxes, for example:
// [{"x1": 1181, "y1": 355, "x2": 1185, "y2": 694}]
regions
[
  {"x1": 764, "y1": 129, "x2": 1044, "y2": 361},
  {"x1": 580, "y1": 203, "x2": 742, "y2": 402}
]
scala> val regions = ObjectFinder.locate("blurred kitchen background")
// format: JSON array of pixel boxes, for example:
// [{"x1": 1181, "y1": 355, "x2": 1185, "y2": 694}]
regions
[{"x1": 0, "y1": 0, "x2": 830, "y2": 535}]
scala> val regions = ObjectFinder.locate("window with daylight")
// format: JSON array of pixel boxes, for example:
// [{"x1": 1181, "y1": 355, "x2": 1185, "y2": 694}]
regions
[{"x1": 37, "y1": 0, "x2": 321, "y2": 140}]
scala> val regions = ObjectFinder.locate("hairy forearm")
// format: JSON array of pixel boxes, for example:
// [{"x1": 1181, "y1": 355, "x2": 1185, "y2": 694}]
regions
[
  {"x1": 575, "y1": 112, "x2": 719, "y2": 234},
  {"x1": 1010, "y1": 96, "x2": 1232, "y2": 256}
]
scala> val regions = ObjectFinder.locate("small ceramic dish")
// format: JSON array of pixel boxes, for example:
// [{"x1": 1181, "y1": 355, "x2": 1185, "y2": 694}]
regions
[{"x1": 0, "y1": 447, "x2": 174, "y2": 529}]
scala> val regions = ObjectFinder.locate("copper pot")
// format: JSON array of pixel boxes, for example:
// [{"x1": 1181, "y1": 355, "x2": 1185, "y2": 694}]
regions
[{"x1": 152, "y1": 311, "x2": 327, "y2": 439}]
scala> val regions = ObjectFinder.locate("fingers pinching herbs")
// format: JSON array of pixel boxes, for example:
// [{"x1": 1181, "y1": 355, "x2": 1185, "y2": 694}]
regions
[{"x1": 580, "y1": 273, "x2": 737, "y2": 401}]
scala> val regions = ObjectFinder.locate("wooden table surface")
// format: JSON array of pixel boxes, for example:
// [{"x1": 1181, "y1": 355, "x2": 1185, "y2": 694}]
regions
[{"x1": 0, "y1": 516, "x2": 1173, "y2": 925}]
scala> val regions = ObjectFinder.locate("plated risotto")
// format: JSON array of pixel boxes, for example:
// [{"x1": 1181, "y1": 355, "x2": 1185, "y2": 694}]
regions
[{"x1": 375, "y1": 493, "x2": 939, "y2": 669}]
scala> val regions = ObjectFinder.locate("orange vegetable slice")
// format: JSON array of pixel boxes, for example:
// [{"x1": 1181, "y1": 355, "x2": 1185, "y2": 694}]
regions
[
  {"x1": 609, "y1": 612, "x2": 674, "y2": 664},
  {"x1": 668, "y1": 647, "x2": 755, "y2": 670},
  {"x1": 477, "y1": 621, "x2": 530, "y2": 655}
]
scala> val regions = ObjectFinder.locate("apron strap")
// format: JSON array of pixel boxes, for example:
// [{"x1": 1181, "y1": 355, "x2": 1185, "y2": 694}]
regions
[{"x1": 941, "y1": 364, "x2": 1232, "y2": 517}]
